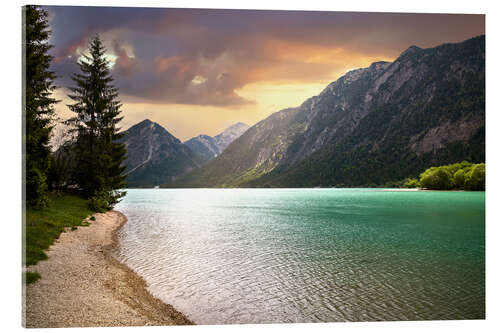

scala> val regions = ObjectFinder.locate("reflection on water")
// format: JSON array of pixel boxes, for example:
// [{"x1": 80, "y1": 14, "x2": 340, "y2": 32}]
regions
[{"x1": 114, "y1": 189, "x2": 485, "y2": 324}]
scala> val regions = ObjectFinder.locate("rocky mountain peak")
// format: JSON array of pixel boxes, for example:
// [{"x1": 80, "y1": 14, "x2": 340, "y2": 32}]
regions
[
  {"x1": 398, "y1": 45, "x2": 422, "y2": 59},
  {"x1": 214, "y1": 122, "x2": 250, "y2": 151},
  {"x1": 225, "y1": 122, "x2": 248, "y2": 130},
  {"x1": 119, "y1": 120, "x2": 201, "y2": 187},
  {"x1": 133, "y1": 118, "x2": 154, "y2": 127},
  {"x1": 369, "y1": 61, "x2": 391, "y2": 70},
  {"x1": 184, "y1": 122, "x2": 250, "y2": 164}
]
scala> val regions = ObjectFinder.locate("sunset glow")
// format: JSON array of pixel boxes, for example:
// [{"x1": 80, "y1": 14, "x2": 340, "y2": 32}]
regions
[{"x1": 47, "y1": 7, "x2": 485, "y2": 140}]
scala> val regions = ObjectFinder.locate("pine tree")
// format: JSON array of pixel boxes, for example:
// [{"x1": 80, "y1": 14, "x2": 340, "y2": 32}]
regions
[
  {"x1": 24, "y1": 5, "x2": 58, "y2": 207},
  {"x1": 67, "y1": 36, "x2": 127, "y2": 210}
]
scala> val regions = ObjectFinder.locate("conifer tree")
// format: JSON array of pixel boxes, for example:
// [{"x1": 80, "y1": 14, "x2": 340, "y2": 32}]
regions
[
  {"x1": 67, "y1": 36, "x2": 127, "y2": 210},
  {"x1": 24, "y1": 5, "x2": 58, "y2": 207}
]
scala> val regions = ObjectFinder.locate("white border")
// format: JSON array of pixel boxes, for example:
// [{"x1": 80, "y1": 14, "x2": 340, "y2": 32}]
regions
[{"x1": 2, "y1": 1, "x2": 498, "y2": 333}]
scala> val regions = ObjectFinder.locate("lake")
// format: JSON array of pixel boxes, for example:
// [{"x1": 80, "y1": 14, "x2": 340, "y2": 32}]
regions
[{"x1": 114, "y1": 188, "x2": 485, "y2": 324}]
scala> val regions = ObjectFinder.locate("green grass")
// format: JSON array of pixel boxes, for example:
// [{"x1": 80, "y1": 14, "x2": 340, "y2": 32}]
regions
[
  {"x1": 24, "y1": 194, "x2": 95, "y2": 267},
  {"x1": 23, "y1": 271, "x2": 41, "y2": 284}
]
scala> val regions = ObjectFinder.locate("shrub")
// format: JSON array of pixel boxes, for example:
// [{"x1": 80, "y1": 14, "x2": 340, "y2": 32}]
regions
[
  {"x1": 88, "y1": 189, "x2": 125, "y2": 212},
  {"x1": 453, "y1": 169, "x2": 466, "y2": 190},
  {"x1": 417, "y1": 162, "x2": 484, "y2": 191},
  {"x1": 88, "y1": 190, "x2": 112, "y2": 212},
  {"x1": 420, "y1": 167, "x2": 453, "y2": 190},
  {"x1": 464, "y1": 163, "x2": 485, "y2": 191},
  {"x1": 403, "y1": 178, "x2": 420, "y2": 188},
  {"x1": 26, "y1": 167, "x2": 50, "y2": 208}
]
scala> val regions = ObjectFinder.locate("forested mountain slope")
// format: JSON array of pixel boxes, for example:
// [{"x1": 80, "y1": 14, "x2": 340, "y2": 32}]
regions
[{"x1": 167, "y1": 35, "x2": 485, "y2": 188}]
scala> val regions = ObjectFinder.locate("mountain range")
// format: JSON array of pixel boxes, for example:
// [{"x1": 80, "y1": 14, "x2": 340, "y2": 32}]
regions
[
  {"x1": 120, "y1": 120, "x2": 249, "y2": 187},
  {"x1": 167, "y1": 35, "x2": 485, "y2": 188},
  {"x1": 184, "y1": 122, "x2": 249, "y2": 164}
]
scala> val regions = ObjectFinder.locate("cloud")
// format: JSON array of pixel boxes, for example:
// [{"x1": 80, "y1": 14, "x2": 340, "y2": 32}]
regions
[
  {"x1": 113, "y1": 40, "x2": 139, "y2": 76},
  {"x1": 45, "y1": 7, "x2": 485, "y2": 107}
]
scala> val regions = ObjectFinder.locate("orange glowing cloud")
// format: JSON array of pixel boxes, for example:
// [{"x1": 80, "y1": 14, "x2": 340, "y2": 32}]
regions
[{"x1": 46, "y1": 6, "x2": 485, "y2": 140}]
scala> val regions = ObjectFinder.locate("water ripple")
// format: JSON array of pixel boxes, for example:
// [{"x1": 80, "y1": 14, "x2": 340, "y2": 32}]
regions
[{"x1": 114, "y1": 189, "x2": 485, "y2": 324}]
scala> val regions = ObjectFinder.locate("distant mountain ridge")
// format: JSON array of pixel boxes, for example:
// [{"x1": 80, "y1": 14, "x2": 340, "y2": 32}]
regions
[
  {"x1": 183, "y1": 134, "x2": 221, "y2": 163},
  {"x1": 213, "y1": 122, "x2": 250, "y2": 152},
  {"x1": 184, "y1": 122, "x2": 249, "y2": 164},
  {"x1": 119, "y1": 119, "x2": 201, "y2": 187},
  {"x1": 169, "y1": 35, "x2": 485, "y2": 188},
  {"x1": 120, "y1": 120, "x2": 249, "y2": 187}
]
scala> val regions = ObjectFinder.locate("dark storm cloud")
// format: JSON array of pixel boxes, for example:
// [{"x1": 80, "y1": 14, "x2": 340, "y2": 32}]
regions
[{"x1": 46, "y1": 6, "x2": 485, "y2": 106}]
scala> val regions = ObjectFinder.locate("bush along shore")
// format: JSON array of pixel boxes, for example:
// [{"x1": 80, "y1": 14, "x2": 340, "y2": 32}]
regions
[{"x1": 398, "y1": 161, "x2": 485, "y2": 191}]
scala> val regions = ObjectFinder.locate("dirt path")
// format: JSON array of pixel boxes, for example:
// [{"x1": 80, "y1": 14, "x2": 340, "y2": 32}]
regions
[{"x1": 23, "y1": 210, "x2": 193, "y2": 328}]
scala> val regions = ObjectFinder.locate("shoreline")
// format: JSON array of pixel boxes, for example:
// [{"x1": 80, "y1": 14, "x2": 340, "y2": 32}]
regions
[{"x1": 23, "y1": 210, "x2": 193, "y2": 328}]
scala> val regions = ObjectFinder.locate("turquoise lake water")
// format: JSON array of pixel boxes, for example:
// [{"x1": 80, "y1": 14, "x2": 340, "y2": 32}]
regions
[{"x1": 114, "y1": 189, "x2": 485, "y2": 324}]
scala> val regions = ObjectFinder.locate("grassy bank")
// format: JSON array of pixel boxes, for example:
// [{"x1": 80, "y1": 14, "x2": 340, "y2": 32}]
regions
[{"x1": 24, "y1": 194, "x2": 95, "y2": 282}]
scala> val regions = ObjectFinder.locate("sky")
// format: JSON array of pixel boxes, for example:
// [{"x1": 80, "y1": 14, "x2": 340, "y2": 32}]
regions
[{"x1": 45, "y1": 6, "x2": 485, "y2": 141}]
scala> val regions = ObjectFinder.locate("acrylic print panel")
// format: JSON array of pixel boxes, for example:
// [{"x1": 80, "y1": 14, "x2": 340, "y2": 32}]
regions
[{"x1": 22, "y1": 3, "x2": 485, "y2": 328}]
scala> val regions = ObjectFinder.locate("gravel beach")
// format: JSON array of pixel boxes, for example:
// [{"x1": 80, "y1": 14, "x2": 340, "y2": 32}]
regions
[{"x1": 23, "y1": 210, "x2": 192, "y2": 328}]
